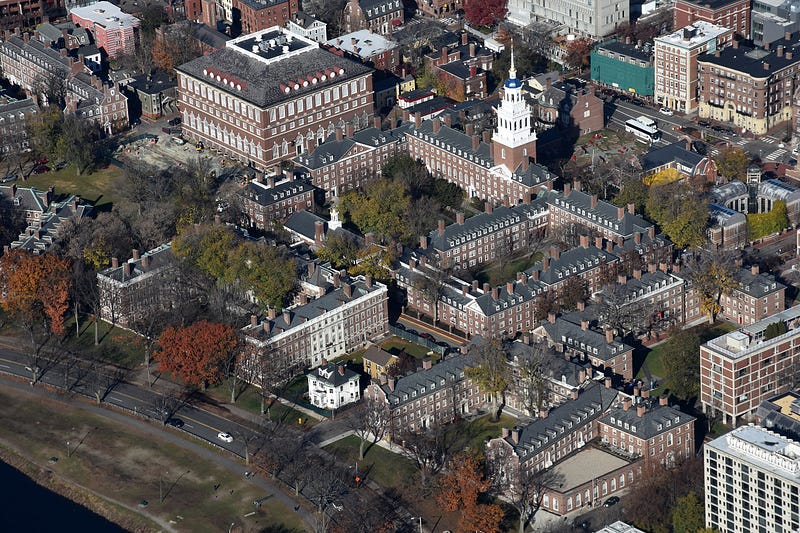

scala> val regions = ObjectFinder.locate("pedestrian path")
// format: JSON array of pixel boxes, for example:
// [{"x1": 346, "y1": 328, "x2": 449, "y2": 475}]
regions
[{"x1": 765, "y1": 148, "x2": 788, "y2": 161}]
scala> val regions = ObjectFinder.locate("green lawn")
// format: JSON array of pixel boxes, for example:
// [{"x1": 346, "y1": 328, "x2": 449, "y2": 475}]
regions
[
  {"x1": 379, "y1": 337, "x2": 436, "y2": 359},
  {"x1": 204, "y1": 378, "x2": 319, "y2": 427},
  {"x1": 18, "y1": 163, "x2": 124, "y2": 209},
  {"x1": 444, "y1": 414, "x2": 518, "y2": 453},
  {"x1": 323, "y1": 435, "x2": 416, "y2": 490},
  {"x1": 61, "y1": 317, "x2": 145, "y2": 369}
]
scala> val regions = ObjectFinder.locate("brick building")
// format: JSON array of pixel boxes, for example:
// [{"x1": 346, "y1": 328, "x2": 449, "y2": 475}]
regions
[
  {"x1": 237, "y1": 175, "x2": 317, "y2": 228},
  {"x1": 363, "y1": 350, "x2": 485, "y2": 436},
  {"x1": 673, "y1": 0, "x2": 751, "y2": 38},
  {"x1": 700, "y1": 305, "x2": 800, "y2": 426},
  {"x1": 0, "y1": 96, "x2": 37, "y2": 158},
  {"x1": 97, "y1": 244, "x2": 178, "y2": 329},
  {"x1": 176, "y1": 27, "x2": 374, "y2": 173},
  {"x1": 641, "y1": 141, "x2": 718, "y2": 182},
  {"x1": 0, "y1": 0, "x2": 43, "y2": 31},
  {"x1": 242, "y1": 275, "x2": 388, "y2": 374},
  {"x1": 342, "y1": 0, "x2": 403, "y2": 35},
  {"x1": 531, "y1": 80, "x2": 605, "y2": 134},
  {"x1": 654, "y1": 22, "x2": 734, "y2": 113},
  {"x1": 721, "y1": 265, "x2": 786, "y2": 326},
  {"x1": 232, "y1": 0, "x2": 298, "y2": 36},
  {"x1": 425, "y1": 33, "x2": 494, "y2": 100},
  {"x1": 708, "y1": 203, "x2": 748, "y2": 250},
  {"x1": 70, "y1": 1, "x2": 141, "y2": 59},
  {"x1": 10, "y1": 195, "x2": 92, "y2": 254},
  {"x1": 293, "y1": 122, "x2": 410, "y2": 199},
  {"x1": 325, "y1": 30, "x2": 400, "y2": 72},
  {"x1": 698, "y1": 35, "x2": 800, "y2": 135}
]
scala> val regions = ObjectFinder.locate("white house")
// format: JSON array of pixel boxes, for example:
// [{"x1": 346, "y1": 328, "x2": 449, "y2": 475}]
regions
[{"x1": 307, "y1": 361, "x2": 361, "y2": 410}]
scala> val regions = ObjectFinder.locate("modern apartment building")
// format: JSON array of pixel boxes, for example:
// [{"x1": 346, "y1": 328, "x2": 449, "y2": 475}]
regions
[
  {"x1": 698, "y1": 35, "x2": 800, "y2": 135},
  {"x1": 751, "y1": 0, "x2": 800, "y2": 46},
  {"x1": 673, "y1": 0, "x2": 751, "y2": 38},
  {"x1": 231, "y1": 0, "x2": 298, "y2": 35},
  {"x1": 176, "y1": 26, "x2": 374, "y2": 172},
  {"x1": 70, "y1": 1, "x2": 141, "y2": 59},
  {"x1": 654, "y1": 22, "x2": 734, "y2": 113},
  {"x1": 700, "y1": 305, "x2": 800, "y2": 426},
  {"x1": 705, "y1": 425, "x2": 800, "y2": 533},
  {"x1": 242, "y1": 275, "x2": 388, "y2": 373},
  {"x1": 507, "y1": 0, "x2": 629, "y2": 38}
]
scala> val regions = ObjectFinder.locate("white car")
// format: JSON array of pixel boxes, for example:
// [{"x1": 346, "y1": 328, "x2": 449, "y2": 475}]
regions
[
  {"x1": 217, "y1": 432, "x2": 233, "y2": 443},
  {"x1": 659, "y1": 107, "x2": 674, "y2": 116}
]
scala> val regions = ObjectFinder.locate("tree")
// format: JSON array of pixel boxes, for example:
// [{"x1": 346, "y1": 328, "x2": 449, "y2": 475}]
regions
[
  {"x1": 56, "y1": 115, "x2": 100, "y2": 175},
  {"x1": 0, "y1": 194, "x2": 27, "y2": 248},
  {"x1": 687, "y1": 248, "x2": 738, "y2": 322},
  {"x1": 598, "y1": 281, "x2": 655, "y2": 336},
  {"x1": 747, "y1": 200, "x2": 789, "y2": 240},
  {"x1": 646, "y1": 183, "x2": 708, "y2": 249},
  {"x1": 463, "y1": 0, "x2": 508, "y2": 28},
  {"x1": 316, "y1": 232, "x2": 359, "y2": 270},
  {"x1": 643, "y1": 167, "x2": 682, "y2": 186},
  {"x1": 516, "y1": 341, "x2": 550, "y2": 416},
  {"x1": 764, "y1": 320, "x2": 788, "y2": 340},
  {"x1": 661, "y1": 330, "x2": 702, "y2": 400},
  {"x1": 559, "y1": 276, "x2": 588, "y2": 311},
  {"x1": 349, "y1": 397, "x2": 390, "y2": 460},
  {"x1": 715, "y1": 147, "x2": 749, "y2": 182},
  {"x1": 27, "y1": 106, "x2": 65, "y2": 159},
  {"x1": 340, "y1": 179, "x2": 411, "y2": 243},
  {"x1": 672, "y1": 492, "x2": 706, "y2": 533},
  {"x1": 229, "y1": 241, "x2": 297, "y2": 310},
  {"x1": 412, "y1": 260, "x2": 452, "y2": 325},
  {"x1": 154, "y1": 320, "x2": 238, "y2": 389},
  {"x1": 563, "y1": 38, "x2": 594, "y2": 72},
  {"x1": 152, "y1": 23, "x2": 203, "y2": 74},
  {"x1": 400, "y1": 427, "x2": 450, "y2": 487},
  {"x1": 437, "y1": 451, "x2": 504, "y2": 533},
  {"x1": 30, "y1": 71, "x2": 67, "y2": 109},
  {"x1": 465, "y1": 338, "x2": 510, "y2": 421}
]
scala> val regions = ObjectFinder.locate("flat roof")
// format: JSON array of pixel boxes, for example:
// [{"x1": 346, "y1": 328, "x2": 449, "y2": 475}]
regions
[
  {"x1": 71, "y1": 1, "x2": 140, "y2": 28},
  {"x1": 326, "y1": 30, "x2": 398, "y2": 57},
  {"x1": 548, "y1": 447, "x2": 630, "y2": 492},
  {"x1": 655, "y1": 21, "x2": 730, "y2": 49}
]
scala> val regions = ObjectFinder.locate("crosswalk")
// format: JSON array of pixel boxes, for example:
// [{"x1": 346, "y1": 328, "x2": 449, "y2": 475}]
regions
[
  {"x1": 733, "y1": 138, "x2": 748, "y2": 146},
  {"x1": 764, "y1": 148, "x2": 788, "y2": 161}
]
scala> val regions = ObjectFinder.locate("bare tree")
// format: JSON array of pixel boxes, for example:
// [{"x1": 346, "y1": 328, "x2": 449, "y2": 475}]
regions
[
  {"x1": 399, "y1": 427, "x2": 450, "y2": 487},
  {"x1": 86, "y1": 357, "x2": 127, "y2": 404},
  {"x1": 515, "y1": 341, "x2": 549, "y2": 417},
  {"x1": 153, "y1": 390, "x2": 185, "y2": 423},
  {"x1": 349, "y1": 398, "x2": 390, "y2": 460},
  {"x1": 465, "y1": 337, "x2": 510, "y2": 421},
  {"x1": 596, "y1": 281, "x2": 656, "y2": 337}
]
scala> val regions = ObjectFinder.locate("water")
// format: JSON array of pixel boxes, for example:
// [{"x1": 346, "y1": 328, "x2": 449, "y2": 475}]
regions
[{"x1": 0, "y1": 459, "x2": 128, "y2": 532}]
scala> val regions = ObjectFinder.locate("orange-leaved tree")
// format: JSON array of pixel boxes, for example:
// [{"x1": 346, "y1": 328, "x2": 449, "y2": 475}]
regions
[
  {"x1": 154, "y1": 320, "x2": 238, "y2": 389},
  {"x1": 437, "y1": 451, "x2": 505, "y2": 533},
  {"x1": 0, "y1": 250, "x2": 72, "y2": 336}
]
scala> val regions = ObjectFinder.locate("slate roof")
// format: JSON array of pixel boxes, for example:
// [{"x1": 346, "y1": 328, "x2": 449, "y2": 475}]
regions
[
  {"x1": 283, "y1": 209, "x2": 362, "y2": 245},
  {"x1": 358, "y1": 0, "x2": 402, "y2": 20},
  {"x1": 308, "y1": 361, "x2": 359, "y2": 387},
  {"x1": 363, "y1": 344, "x2": 395, "y2": 367},
  {"x1": 526, "y1": 244, "x2": 619, "y2": 287},
  {"x1": 98, "y1": 243, "x2": 175, "y2": 283},
  {"x1": 405, "y1": 96, "x2": 456, "y2": 117},
  {"x1": 600, "y1": 271, "x2": 683, "y2": 303},
  {"x1": 641, "y1": 141, "x2": 706, "y2": 173},
  {"x1": 11, "y1": 196, "x2": 92, "y2": 253},
  {"x1": 410, "y1": 119, "x2": 493, "y2": 168},
  {"x1": 439, "y1": 61, "x2": 477, "y2": 79},
  {"x1": 537, "y1": 314, "x2": 632, "y2": 362},
  {"x1": 428, "y1": 199, "x2": 548, "y2": 251},
  {"x1": 0, "y1": 185, "x2": 48, "y2": 213},
  {"x1": 237, "y1": 0, "x2": 292, "y2": 10},
  {"x1": 506, "y1": 340, "x2": 591, "y2": 389},
  {"x1": 698, "y1": 34, "x2": 800, "y2": 77},
  {"x1": 709, "y1": 203, "x2": 747, "y2": 227},
  {"x1": 469, "y1": 276, "x2": 549, "y2": 316},
  {"x1": 0, "y1": 97, "x2": 37, "y2": 118},
  {"x1": 128, "y1": 70, "x2": 177, "y2": 95},
  {"x1": 176, "y1": 45, "x2": 372, "y2": 108},
  {"x1": 545, "y1": 188, "x2": 654, "y2": 238},
  {"x1": 600, "y1": 402, "x2": 695, "y2": 440},
  {"x1": 293, "y1": 123, "x2": 411, "y2": 170},
  {"x1": 735, "y1": 267, "x2": 785, "y2": 297},
  {"x1": 595, "y1": 40, "x2": 652, "y2": 63},
  {"x1": 756, "y1": 391, "x2": 800, "y2": 442},
  {"x1": 244, "y1": 278, "x2": 383, "y2": 338},
  {"x1": 241, "y1": 178, "x2": 315, "y2": 206},
  {"x1": 502, "y1": 382, "x2": 618, "y2": 460},
  {"x1": 610, "y1": 231, "x2": 672, "y2": 257},
  {"x1": 291, "y1": 11, "x2": 324, "y2": 29},
  {"x1": 374, "y1": 351, "x2": 477, "y2": 408},
  {"x1": 1, "y1": 35, "x2": 73, "y2": 77}
]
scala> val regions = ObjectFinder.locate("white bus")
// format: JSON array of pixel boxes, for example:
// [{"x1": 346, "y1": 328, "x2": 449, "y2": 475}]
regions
[
  {"x1": 636, "y1": 116, "x2": 657, "y2": 129},
  {"x1": 625, "y1": 119, "x2": 661, "y2": 143}
]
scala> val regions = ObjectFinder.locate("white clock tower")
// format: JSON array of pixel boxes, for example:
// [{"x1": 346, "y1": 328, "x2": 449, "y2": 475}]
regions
[{"x1": 492, "y1": 46, "x2": 537, "y2": 172}]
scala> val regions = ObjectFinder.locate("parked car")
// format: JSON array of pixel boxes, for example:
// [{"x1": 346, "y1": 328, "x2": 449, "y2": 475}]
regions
[
  {"x1": 659, "y1": 107, "x2": 674, "y2": 116},
  {"x1": 604, "y1": 496, "x2": 620, "y2": 507},
  {"x1": 419, "y1": 332, "x2": 433, "y2": 340},
  {"x1": 1, "y1": 174, "x2": 17, "y2": 183},
  {"x1": 33, "y1": 165, "x2": 49, "y2": 174},
  {"x1": 171, "y1": 137, "x2": 186, "y2": 145},
  {"x1": 406, "y1": 329, "x2": 419, "y2": 337},
  {"x1": 166, "y1": 418, "x2": 184, "y2": 428},
  {"x1": 394, "y1": 323, "x2": 406, "y2": 330},
  {"x1": 217, "y1": 432, "x2": 233, "y2": 443},
  {"x1": 168, "y1": 117, "x2": 181, "y2": 126}
]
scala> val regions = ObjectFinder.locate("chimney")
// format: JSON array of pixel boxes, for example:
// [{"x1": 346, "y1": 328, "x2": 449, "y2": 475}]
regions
[
  {"x1": 574, "y1": 180, "x2": 582, "y2": 192},
  {"x1": 443, "y1": 114, "x2": 452, "y2": 128},
  {"x1": 420, "y1": 235, "x2": 428, "y2": 249},
  {"x1": 472, "y1": 134, "x2": 480, "y2": 151},
  {"x1": 634, "y1": 232, "x2": 641, "y2": 245},
  {"x1": 542, "y1": 255, "x2": 550, "y2": 271},
  {"x1": 577, "y1": 300, "x2": 585, "y2": 311},
  {"x1": 423, "y1": 357, "x2": 432, "y2": 370},
  {"x1": 22, "y1": 31, "x2": 28, "y2": 43},
  {"x1": 511, "y1": 427, "x2": 520, "y2": 444},
  {"x1": 549, "y1": 245, "x2": 560, "y2": 260},
  {"x1": 532, "y1": 270, "x2": 539, "y2": 280},
  {"x1": 623, "y1": 397, "x2": 632, "y2": 411},
  {"x1": 502, "y1": 427, "x2": 509, "y2": 438},
  {"x1": 580, "y1": 234, "x2": 589, "y2": 249},
  {"x1": 268, "y1": 307, "x2": 276, "y2": 320},
  {"x1": 606, "y1": 240, "x2": 614, "y2": 253},
  {"x1": 625, "y1": 36, "x2": 631, "y2": 44},
  {"x1": 605, "y1": 377, "x2": 612, "y2": 389},
  {"x1": 764, "y1": 62, "x2": 770, "y2": 71},
  {"x1": 470, "y1": 65, "x2": 477, "y2": 77},
  {"x1": 283, "y1": 309, "x2": 291, "y2": 324},
  {"x1": 403, "y1": 109, "x2": 410, "y2": 123},
  {"x1": 388, "y1": 377, "x2": 396, "y2": 391},
  {"x1": 590, "y1": 194, "x2": 598, "y2": 208},
  {"x1": 578, "y1": 368, "x2": 586, "y2": 382},
  {"x1": 141, "y1": 255, "x2": 150, "y2": 271},
  {"x1": 539, "y1": 408, "x2": 549, "y2": 419},
  {"x1": 465, "y1": 123, "x2": 475, "y2": 136},
  {"x1": 733, "y1": 39, "x2": 739, "y2": 49},
  {"x1": 595, "y1": 236, "x2": 603, "y2": 249},
  {"x1": 314, "y1": 220, "x2": 324, "y2": 245},
  {"x1": 642, "y1": 388, "x2": 650, "y2": 399},
  {"x1": 60, "y1": 48, "x2": 67, "y2": 57},
  {"x1": 335, "y1": 127, "x2": 343, "y2": 141},
  {"x1": 506, "y1": 281, "x2": 514, "y2": 294},
  {"x1": 659, "y1": 396, "x2": 669, "y2": 406},
  {"x1": 787, "y1": 51, "x2": 793, "y2": 60},
  {"x1": 333, "y1": 271, "x2": 341, "y2": 288},
  {"x1": 787, "y1": 31, "x2": 793, "y2": 41},
  {"x1": 617, "y1": 207, "x2": 625, "y2": 221},
  {"x1": 461, "y1": 31, "x2": 468, "y2": 46},
  {"x1": 374, "y1": 116, "x2": 383, "y2": 130},
  {"x1": 571, "y1": 389, "x2": 579, "y2": 400},
  {"x1": 438, "y1": 219, "x2": 446, "y2": 235},
  {"x1": 548, "y1": 312, "x2": 556, "y2": 324},
  {"x1": 462, "y1": 284, "x2": 468, "y2": 296},
  {"x1": 752, "y1": 264, "x2": 760, "y2": 275},
  {"x1": 581, "y1": 319, "x2": 589, "y2": 330},
  {"x1": 673, "y1": 263, "x2": 681, "y2": 273},
  {"x1": 648, "y1": 263, "x2": 657, "y2": 273},
  {"x1": 123, "y1": 262, "x2": 131, "y2": 278},
  {"x1": 648, "y1": 226, "x2": 655, "y2": 240},
  {"x1": 365, "y1": 274, "x2": 373, "y2": 288},
  {"x1": 626, "y1": 202, "x2": 635, "y2": 215},
  {"x1": 338, "y1": 364, "x2": 345, "y2": 376},
  {"x1": 111, "y1": 257, "x2": 119, "y2": 269},
  {"x1": 485, "y1": 202, "x2": 493, "y2": 214},
  {"x1": 470, "y1": 42, "x2": 476, "y2": 57},
  {"x1": 686, "y1": 139, "x2": 693, "y2": 151},
  {"x1": 308, "y1": 262, "x2": 316, "y2": 278},
  {"x1": 617, "y1": 274, "x2": 627, "y2": 285},
  {"x1": 414, "y1": 112, "x2": 422, "y2": 128},
  {"x1": 432, "y1": 118, "x2": 441, "y2": 134},
  {"x1": 637, "y1": 404, "x2": 647, "y2": 418},
  {"x1": 564, "y1": 183, "x2": 571, "y2": 197},
  {"x1": 633, "y1": 268, "x2": 642, "y2": 279},
  {"x1": 546, "y1": 77, "x2": 551, "y2": 88},
  {"x1": 409, "y1": 258, "x2": 417, "y2": 269},
  {"x1": 132, "y1": 249, "x2": 140, "y2": 261},
  {"x1": 778, "y1": 45, "x2": 785, "y2": 58},
  {"x1": 250, "y1": 314, "x2": 258, "y2": 327}
]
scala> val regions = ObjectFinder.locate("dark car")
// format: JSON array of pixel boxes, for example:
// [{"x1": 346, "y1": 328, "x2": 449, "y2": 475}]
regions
[
  {"x1": 604, "y1": 496, "x2": 620, "y2": 507},
  {"x1": 406, "y1": 329, "x2": 419, "y2": 337},
  {"x1": 166, "y1": 418, "x2": 184, "y2": 428},
  {"x1": 168, "y1": 117, "x2": 182, "y2": 126},
  {"x1": 33, "y1": 165, "x2": 49, "y2": 174},
  {"x1": 394, "y1": 323, "x2": 406, "y2": 331},
  {"x1": 419, "y1": 332, "x2": 434, "y2": 340},
  {"x1": 1, "y1": 174, "x2": 17, "y2": 183},
  {"x1": 697, "y1": 120, "x2": 710, "y2": 128}
]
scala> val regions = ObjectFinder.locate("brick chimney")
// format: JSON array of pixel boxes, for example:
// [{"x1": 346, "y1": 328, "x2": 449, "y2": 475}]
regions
[
  {"x1": 432, "y1": 117, "x2": 441, "y2": 134},
  {"x1": 548, "y1": 312, "x2": 556, "y2": 324},
  {"x1": 343, "y1": 282, "x2": 352, "y2": 297},
  {"x1": 123, "y1": 262, "x2": 131, "y2": 278},
  {"x1": 564, "y1": 183, "x2": 571, "y2": 197},
  {"x1": 250, "y1": 314, "x2": 258, "y2": 327},
  {"x1": 605, "y1": 328, "x2": 614, "y2": 344},
  {"x1": 648, "y1": 263, "x2": 657, "y2": 273},
  {"x1": 420, "y1": 235, "x2": 428, "y2": 249},
  {"x1": 751, "y1": 264, "x2": 760, "y2": 275},
  {"x1": 617, "y1": 207, "x2": 625, "y2": 220},
  {"x1": 314, "y1": 220, "x2": 324, "y2": 245},
  {"x1": 482, "y1": 130, "x2": 491, "y2": 144},
  {"x1": 374, "y1": 116, "x2": 383, "y2": 129},
  {"x1": 595, "y1": 236, "x2": 603, "y2": 249},
  {"x1": 443, "y1": 114, "x2": 452, "y2": 128},
  {"x1": 510, "y1": 427, "x2": 519, "y2": 444},
  {"x1": 571, "y1": 389, "x2": 579, "y2": 400},
  {"x1": 506, "y1": 281, "x2": 514, "y2": 294},
  {"x1": 461, "y1": 31, "x2": 468, "y2": 46},
  {"x1": 465, "y1": 123, "x2": 474, "y2": 136},
  {"x1": 283, "y1": 309, "x2": 291, "y2": 324},
  {"x1": 338, "y1": 364, "x2": 345, "y2": 376},
  {"x1": 648, "y1": 226, "x2": 655, "y2": 240},
  {"x1": 590, "y1": 194, "x2": 598, "y2": 208},
  {"x1": 111, "y1": 257, "x2": 119, "y2": 269},
  {"x1": 388, "y1": 376, "x2": 396, "y2": 391},
  {"x1": 485, "y1": 202, "x2": 493, "y2": 214},
  {"x1": 633, "y1": 268, "x2": 642, "y2": 279},
  {"x1": 550, "y1": 245, "x2": 560, "y2": 260},
  {"x1": 268, "y1": 307, "x2": 276, "y2": 320},
  {"x1": 581, "y1": 319, "x2": 589, "y2": 330},
  {"x1": 423, "y1": 357, "x2": 432, "y2": 370},
  {"x1": 141, "y1": 255, "x2": 150, "y2": 271},
  {"x1": 335, "y1": 127, "x2": 343, "y2": 141},
  {"x1": 491, "y1": 286, "x2": 498, "y2": 300},
  {"x1": 132, "y1": 249, "x2": 140, "y2": 261},
  {"x1": 659, "y1": 395, "x2": 669, "y2": 406},
  {"x1": 627, "y1": 203, "x2": 635, "y2": 215},
  {"x1": 438, "y1": 219, "x2": 445, "y2": 235},
  {"x1": 469, "y1": 65, "x2": 477, "y2": 77},
  {"x1": 574, "y1": 180, "x2": 582, "y2": 192},
  {"x1": 472, "y1": 134, "x2": 480, "y2": 151},
  {"x1": 365, "y1": 274, "x2": 373, "y2": 288},
  {"x1": 542, "y1": 256, "x2": 549, "y2": 271},
  {"x1": 414, "y1": 112, "x2": 422, "y2": 128},
  {"x1": 456, "y1": 211, "x2": 465, "y2": 224},
  {"x1": 441, "y1": 46, "x2": 448, "y2": 63},
  {"x1": 637, "y1": 404, "x2": 647, "y2": 418},
  {"x1": 333, "y1": 271, "x2": 341, "y2": 288},
  {"x1": 580, "y1": 234, "x2": 589, "y2": 248},
  {"x1": 605, "y1": 377, "x2": 612, "y2": 389}
]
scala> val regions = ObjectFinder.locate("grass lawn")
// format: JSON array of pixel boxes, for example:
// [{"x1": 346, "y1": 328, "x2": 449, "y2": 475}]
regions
[
  {"x1": 445, "y1": 414, "x2": 518, "y2": 452},
  {"x1": 379, "y1": 337, "x2": 436, "y2": 359},
  {"x1": 204, "y1": 378, "x2": 319, "y2": 427},
  {"x1": 61, "y1": 317, "x2": 146, "y2": 370},
  {"x1": 473, "y1": 251, "x2": 543, "y2": 286},
  {"x1": 323, "y1": 435, "x2": 416, "y2": 490},
  {"x1": 0, "y1": 387, "x2": 306, "y2": 533},
  {"x1": 19, "y1": 163, "x2": 124, "y2": 210}
]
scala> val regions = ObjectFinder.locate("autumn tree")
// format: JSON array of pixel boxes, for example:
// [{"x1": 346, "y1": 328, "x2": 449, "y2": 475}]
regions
[
  {"x1": 229, "y1": 241, "x2": 297, "y2": 309},
  {"x1": 646, "y1": 182, "x2": 708, "y2": 249},
  {"x1": 687, "y1": 248, "x2": 738, "y2": 322},
  {"x1": 154, "y1": 320, "x2": 238, "y2": 389},
  {"x1": 563, "y1": 38, "x2": 594, "y2": 72},
  {"x1": 463, "y1": 0, "x2": 508, "y2": 28},
  {"x1": 316, "y1": 232, "x2": 359, "y2": 270},
  {"x1": 152, "y1": 21, "x2": 202, "y2": 74},
  {"x1": 437, "y1": 451, "x2": 504, "y2": 533},
  {"x1": 672, "y1": 492, "x2": 706, "y2": 533},
  {"x1": 466, "y1": 338, "x2": 510, "y2": 421},
  {"x1": 715, "y1": 147, "x2": 749, "y2": 182},
  {"x1": 747, "y1": 200, "x2": 788, "y2": 240},
  {"x1": 340, "y1": 178, "x2": 411, "y2": 243}
]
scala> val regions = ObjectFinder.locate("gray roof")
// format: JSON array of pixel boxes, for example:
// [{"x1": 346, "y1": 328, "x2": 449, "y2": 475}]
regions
[
  {"x1": 283, "y1": 209, "x2": 361, "y2": 245},
  {"x1": 641, "y1": 142, "x2": 706, "y2": 173},
  {"x1": 0, "y1": 97, "x2": 37, "y2": 118},
  {"x1": 610, "y1": 231, "x2": 672, "y2": 257},
  {"x1": 428, "y1": 199, "x2": 548, "y2": 251},
  {"x1": 735, "y1": 267, "x2": 785, "y2": 297},
  {"x1": 439, "y1": 61, "x2": 478, "y2": 79},
  {"x1": 37, "y1": 22, "x2": 68, "y2": 44},
  {"x1": 709, "y1": 203, "x2": 747, "y2": 226},
  {"x1": 375, "y1": 351, "x2": 477, "y2": 408},
  {"x1": 537, "y1": 314, "x2": 632, "y2": 362},
  {"x1": 240, "y1": 178, "x2": 315, "y2": 206},
  {"x1": 502, "y1": 382, "x2": 618, "y2": 460},
  {"x1": 176, "y1": 44, "x2": 372, "y2": 108},
  {"x1": 545, "y1": 188, "x2": 654, "y2": 238},
  {"x1": 294, "y1": 123, "x2": 411, "y2": 169},
  {"x1": 600, "y1": 402, "x2": 695, "y2": 440},
  {"x1": 307, "y1": 361, "x2": 359, "y2": 387},
  {"x1": 698, "y1": 35, "x2": 800, "y2": 77},
  {"x1": 12, "y1": 196, "x2": 92, "y2": 253},
  {"x1": 599, "y1": 270, "x2": 682, "y2": 303},
  {"x1": 291, "y1": 11, "x2": 325, "y2": 29},
  {"x1": 363, "y1": 344, "x2": 395, "y2": 367},
  {"x1": 97, "y1": 243, "x2": 175, "y2": 283},
  {"x1": 0, "y1": 185, "x2": 48, "y2": 213},
  {"x1": 237, "y1": 0, "x2": 292, "y2": 10},
  {"x1": 358, "y1": 0, "x2": 402, "y2": 20},
  {"x1": 527, "y1": 244, "x2": 619, "y2": 286},
  {"x1": 708, "y1": 180, "x2": 748, "y2": 205},
  {"x1": 758, "y1": 179, "x2": 800, "y2": 202},
  {"x1": 1, "y1": 35, "x2": 73, "y2": 77},
  {"x1": 756, "y1": 392, "x2": 800, "y2": 442},
  {"x1": 128, "y1": 70, "x2": 177, "y2": 94},
  {"x1": 506, "y1": 341, "x2": 591, "y2": 389},
  {"x1": 595, "y1": 40, "x2": 653, "y2": 63}
]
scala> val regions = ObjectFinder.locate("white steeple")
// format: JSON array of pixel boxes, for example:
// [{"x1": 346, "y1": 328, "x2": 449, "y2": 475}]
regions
[{"x1": 492, "y1": 41, "x2": 537, "y2": 170}]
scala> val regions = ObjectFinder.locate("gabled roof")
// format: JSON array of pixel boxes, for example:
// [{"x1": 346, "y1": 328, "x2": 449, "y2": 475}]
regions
[
  {"x1": 545, "y1": 188, "x2": 654, "y2": 238},
  {"x1": 641, "y1": 141, "x2": 706, "y2": 173},
  {"x1": 241, "y1": 178, "x2": 315, "y2": 206},
  {"x1": 758, "y1": 179, "x2": 800, "y2": 202},
  {"x1": 411, "y1": 119, "x2": 492, "y2": 167},
  {"x1": 527, "y1": 244, "x2": 619, "y2": 286},
  {"x1": 97, "y1": 243, "x2": 174, "y2": 283},
  {"x1": 536, "y1": 314, "x2": 632, "y2": 362},
  {"x1": 307, "y1": 361, "x2": 359, "y2": 386},
  {"x1": 735, "y1": 267, "x2": 785, "y2": 297},
  {"x1": 600, "y1": 402, "x2": 695, "y2": 440},
  {"x1": 375, "y1": 351, "x2": 477, "y2": 408},
  {"x1": 294, "y1": 136, "x2": 356, "y2": 169},
  {"x1": 283, "y1": 210, "x2": 362, "y2": 245},
  {"x1": 363, "y1": 344, "x2": 396, "y2": 367}
]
